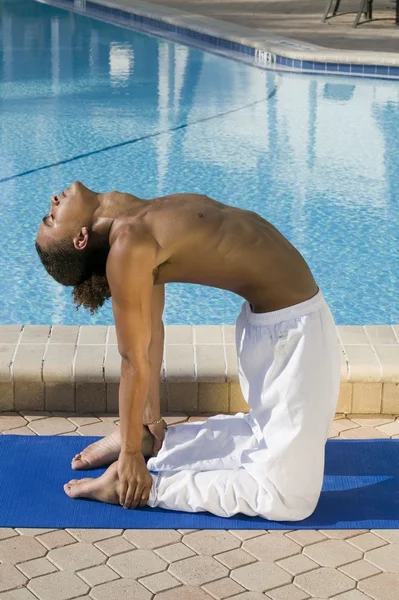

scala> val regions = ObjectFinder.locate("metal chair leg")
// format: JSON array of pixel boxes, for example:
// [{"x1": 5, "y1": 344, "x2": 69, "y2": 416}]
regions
[
  {"x1": 353, "y1": 0, "x2": 368, "y2": 26},
  {"x1": 322, "y1": 0, "x2": 335, "y2": 21},
  {"x1": 332, "y1": 0, "x2": 342, "y2": 15}
]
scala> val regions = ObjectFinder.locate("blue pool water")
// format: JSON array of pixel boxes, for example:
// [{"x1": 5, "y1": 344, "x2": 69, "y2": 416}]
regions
[{"x1": 0, "y1": 0, "x2": 398, "y2": 325}]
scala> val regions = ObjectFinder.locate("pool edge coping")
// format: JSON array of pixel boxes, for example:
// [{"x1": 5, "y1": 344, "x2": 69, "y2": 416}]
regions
[
  {"x1": 0, "y1": 324, "x2": 398, "y2": 415},
  {"x1": 36, "y1": 0, "x2": 399, "y2": 76}
]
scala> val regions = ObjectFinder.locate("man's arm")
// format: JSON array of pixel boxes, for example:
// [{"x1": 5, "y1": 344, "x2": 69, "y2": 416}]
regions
[
  {"x1": 143, "y1": 284, "x2": 165, "y2": 425},
  {"x1": 107, "y1": 228, "x2": 159, "y2": 508}
]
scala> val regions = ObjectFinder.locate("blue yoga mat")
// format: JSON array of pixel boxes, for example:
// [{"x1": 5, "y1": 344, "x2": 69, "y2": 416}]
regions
[{"x1": 0, "y1": 436, "x2": 398, "y2": 529}]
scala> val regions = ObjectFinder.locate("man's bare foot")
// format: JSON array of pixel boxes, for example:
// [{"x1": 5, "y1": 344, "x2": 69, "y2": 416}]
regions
[
  {"x1": 64, "y1": 461, "x2": 121, "y2": 505},
  {"x1": 71, "y1": 426, "x2": 154, "y2": 470}
]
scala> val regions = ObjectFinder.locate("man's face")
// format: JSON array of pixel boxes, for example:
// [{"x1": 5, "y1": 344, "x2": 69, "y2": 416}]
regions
[{"x1": 36, "y1": 181, "x2": 96, "y2": 250}]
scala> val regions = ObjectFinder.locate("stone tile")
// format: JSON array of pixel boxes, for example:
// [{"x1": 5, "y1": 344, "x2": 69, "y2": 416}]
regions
[
  {"x1": 285, "y1": 531, "x2": 327, "y2": 547},
  {"x1": 319, "y1": 530, "x2": 368, "y2": 539},
  {"x1": 222, "y1": 325, "x2": 236, "y2": 344},
  {"x1": 351, "y1": 416, "x2": 394, "y2": 427},
  {"x1": 225, "y1": 345, "x2": 239, "y2": 383},
  {"x1": 19, "y1": 326, "x2": 50, "y2": 344},
  {"x1": 295, "y1": 567, "x2": 355, "y2": 597},
  {"x1": 76, "y1": 383, "x2": 106, "y2": 413},
  {"x1": 243, "y1": 532, "x2": 301, "y2": 561},
  {"x1": 227, "y1": 594, "x2": 266, "y2": 600},
  {"x1": 183, "y1": 531, "x2": 240, "y2": 556},
  {"x1": 77, "y1": 421, "x2": 117, "y2": 436},
  {"x1": 164, "y1": 325, "x2": 193, "y2": 345},
  {"x1": 42, "y1": 344, "x2": 75, "y2": 383},
  {"x1": 376, "y1": 420, "x2": 399, "y2": 436},
  {"x1": 19, "y1": 411, "x2": 51, "y2": 421},
  {"x1": 0, "y1": 345, "x2": 16, "y2": 381},
  {"x1": 48, "y1": 542, "x2": 106, "y2": 571},
  {"x1": 164, "y1": 345, "x2": 195, "y2": 381},
  {"x1": 45, "y1": 383, "x2": 75, "y2": 412},
  {"x1": 155, "y1": 542, "x2": 196, "y2": 563},
  {"x1": 14, "y1": 382, "x2": 44, "y2": 411},
  {"x1": 337, "y1": 382, "x2": 352, "y2": 413},
  {"x1": 92, "y1": 578, "x2": 152, "y2": 600},
  {"x1": 17, "y1": 557, "x2": 58, "y2": 578},
  {"x1": 4, "y1": 426, "x2": 36, "y2": 435},
  {"x1": 15, "y1": 529, "x2": 55, "y2": 536},
  {"x1": 105, "y1": 383, "x2": 119, "y2": 413},
  {"x1": 198, "y1": 383, "x2": 228, "y2": 413},
  {"x1": 366, "y1": 326, "x2": 398, "y2": 345},
  {"x1": 93, "y1": 413, "x2": 119, "y2": 422},
  {"x1": 352, "y1": 383, "x2": 382, "y2": 414},
  {"x1": 167, "y1": 382, "x2": 198, "y2": 413},
  {"x1": 371, "y1": 530, "x2": 399, "y2": 544},
  {"x1": 339, "y1": 559, "x2": 381, "y2": 581},
  {"x1": 106, "y1": 326, "x2": 117, "y2": 345},
  {"x1": 0, "y1": 589, "x2": 38, "y2": 600},
  {"x1": 203, "y1": 577, "x2": 246, "y2": 599},
  {"x1": 79, "y1": 326, "x2": 107, "y2": 345},
  {"x1": 163, "y1": 412, "x2": 189, "y2": 426},
  {"x1": 229, "y1": 531, "x2": 267, "y2": 541},
  {"x1": 277, "y1": 553, "x2": 319, "y2": 575},
  {"x1": 265, "y1": 584, "x2": 309, "y2": 600},
  {"x1": 37, "y1": 530, "x2": 77, "y2": 550},
  {"x1": 28, "y1": 571, "x2": 89, "y2": 600},
  {"x1": 12, "y1": 344, "x2": 46, "y2": 380},
  {"x1": 340, "y1": 426, "x2": 389, "y2": 439},
  {"x1": 358, "y1": 572, "x2": 399, "y2": 600},
  {"x1": 329, "y1": 419, "x2": 359, "y2": 433},
  {"x1": 229, "y1": 382, "x2": 249, "y2": 413},
  {"x1": 0, "y1": 535, "x2": 47, "y2": 564},
  {"x1": 0, "y1": 383, "x2": 13, "y2": 411},
  {"x1": 0, "y1": 413, "x2": 27, "y2": 431},
  {"x1": 347, "y1": 532, "x2": 388, "y2": 552},
  {"x1": 74, "y1": 346, "x2": 105, "y2": 383},
  {"x1": 77, "y1": 565, "x2": 119, "y2": 586},
  {"x1": 66, "y1": 529, "x2": 123, "y2": 543},
  {"x1": 0, "y1": 325, "x2": 22, "y2": 344},
  {"x1": 49, "y1": 326, "x2": 79, "y2": 345},
  {"x1": 0, "y1": 564, "x2": 27, "y2": 592},
  {"x1": 345, "y1": 346, "x2": 381, "y2": 382},
  {"x1": 0, "y1": 529, "x2": 18, "y2": 540},
  {"x1": 155, "y1": 587, "x2": 214, "y2": 600},
  {"x1": 95, "y1": 536, "x2": 135, "y2": 556},
  {"x1": 382, "y1": 383, "x2": 399, "y2": 414},
  {"x1": 124, "y1": 530, "x2": 181, "y2": 549},
  {"x1": 108, "y1": 549, "x2": 167, "y2": 579},
  {"x1": 374, "y1": 345, "x2": 399, "y2": 382},
  {"x1": 194, "y1": 326, "x2": 223, "y2": 344},
  {"x1": 67, "y1": 415, "x2": 100, "y2": 427},
  {"x1": 215, "y1": 549, "x2": 257, "y2": 569},
  {"x1": 28, "y1": 417, "x2": 76, "y2": 435},
  {"x1": 340, "y1": 348, "x2": 350, "y2": 382},
  {"x1": 231, "y1": 561, "x2": 291, "y2": 592},
  {"x1": 331, "y1": 591, "x2": 374, "y2": 600},
  {"x1": 169, "y1": 555, "x2": 228, "y2": 586},
  {"x1": 304, "y1": 539, "x2": 362, "y2": 568},
  {"x1": 339, "y1": 327, "x2": 369, "y2": 345},
  {"x1": 196, "y1": 345, "x2": 226, "y2": 383},
  {"x1": 139, "y1": 571, "x2": 181, "y2": 593},
  {"x1": 365, "y1": 544, "x2": 399, "y2": 573}
]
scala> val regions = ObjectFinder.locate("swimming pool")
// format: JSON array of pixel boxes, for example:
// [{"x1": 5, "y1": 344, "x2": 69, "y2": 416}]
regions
[{"x1": 0, "y1": 0, "x2": 398, "y2": 326}]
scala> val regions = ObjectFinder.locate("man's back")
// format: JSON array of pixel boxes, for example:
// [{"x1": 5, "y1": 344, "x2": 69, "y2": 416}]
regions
[{"x1": 110, "y1": 193, "x2": 318, "y2": 312}]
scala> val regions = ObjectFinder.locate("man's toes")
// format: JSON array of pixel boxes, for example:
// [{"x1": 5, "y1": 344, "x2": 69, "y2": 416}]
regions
[
  {"x1": 71, "y1": 455, "x2": 90, "y2": 470},
  {"x1": 64, "y1": 478, "x2": 95, "y2": 499}
]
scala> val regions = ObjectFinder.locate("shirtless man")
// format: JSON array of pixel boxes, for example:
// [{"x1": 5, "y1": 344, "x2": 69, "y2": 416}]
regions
[{"x1": 36, "y1": 181, "x2": 340, "y2": 520}]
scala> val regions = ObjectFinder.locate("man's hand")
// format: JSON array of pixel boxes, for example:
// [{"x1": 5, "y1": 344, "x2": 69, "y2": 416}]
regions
[
  {"x1": 147, "y1": 420, "x2": 167, "y2": 455},
  {"x1": 118, "y1": 451, "x2": 153, "y2": 509}
]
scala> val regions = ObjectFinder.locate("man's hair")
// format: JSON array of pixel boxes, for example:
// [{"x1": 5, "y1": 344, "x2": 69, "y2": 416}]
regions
[{"x1": 35, "y1": 239, "x2": 111, "y2": 314}]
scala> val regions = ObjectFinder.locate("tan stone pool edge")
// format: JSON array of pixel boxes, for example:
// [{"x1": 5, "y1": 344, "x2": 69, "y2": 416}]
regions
[{"x1": 0, "y1": 324, "x2": 398, "y2": 416}]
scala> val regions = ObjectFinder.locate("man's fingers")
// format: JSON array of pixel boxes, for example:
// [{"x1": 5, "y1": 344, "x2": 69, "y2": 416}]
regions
[
  {"x1": 119, "y1": 481, "x2": 128, "y2": 507},
  {"x1": 124, "y1": 483, "x2": 137, "y2": 509},
  {"x1": 140, "y1": 489, "x2": 150, "y2": 506},
  {"x1": 132, "y1": 484, "x2": 144, "y2": 509}
]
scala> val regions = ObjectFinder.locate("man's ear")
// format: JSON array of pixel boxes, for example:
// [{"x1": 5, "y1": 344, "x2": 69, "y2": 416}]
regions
[{"x1": 73, "y1": 227, "x2": 89, "y2": 251}]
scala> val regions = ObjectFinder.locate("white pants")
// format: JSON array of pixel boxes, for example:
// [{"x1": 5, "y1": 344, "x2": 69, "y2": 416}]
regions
[{"x1": 147, "y1": 290, "x2": 340, "y2": 521}]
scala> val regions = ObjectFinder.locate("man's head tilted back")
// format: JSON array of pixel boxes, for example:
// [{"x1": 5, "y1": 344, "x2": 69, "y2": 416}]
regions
[{"x1": 35, "y1": 181, "x2": 110, "y2": 313}]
